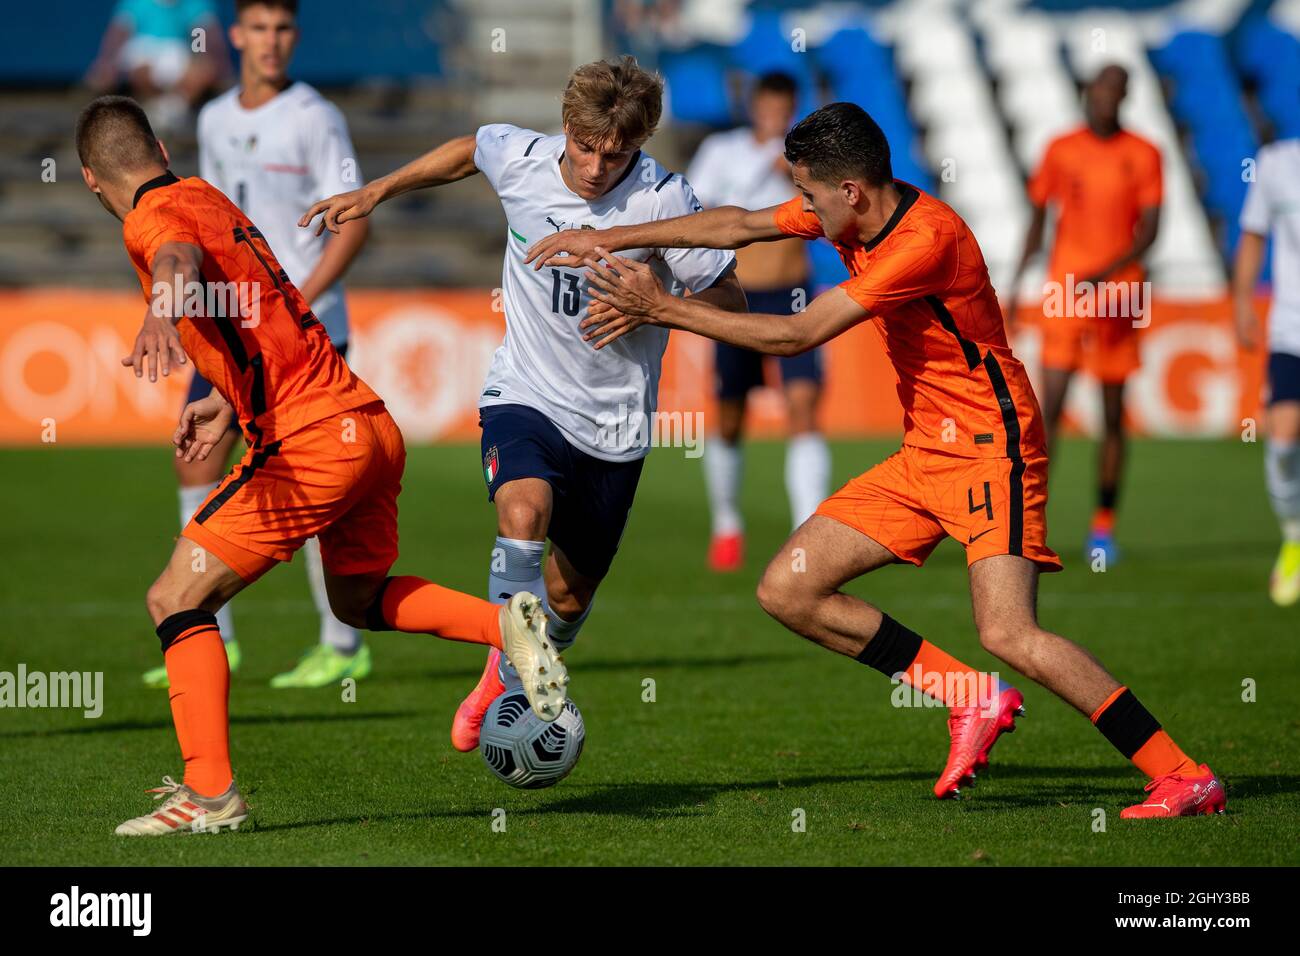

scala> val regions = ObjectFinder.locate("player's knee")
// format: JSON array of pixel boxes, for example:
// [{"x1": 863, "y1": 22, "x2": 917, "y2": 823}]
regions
[
  {"x1": 145, "y1": 575, "x2": 184, "y2": 626},
  {"x1": 756, "y1": 567, "x2": 805, "y2": 624},
  {"x1": 497, "y1": 499, "x2": 546, "y2": 540},
  {"x1": 977, "y1": 620, "x2": 1034, "y2": 661}
]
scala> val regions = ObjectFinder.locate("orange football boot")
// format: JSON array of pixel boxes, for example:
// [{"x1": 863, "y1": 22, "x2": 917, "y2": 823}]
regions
[
  {"x1": 1121, "y1": 764, "x2": 1225, "y2": 818},
  {"x1": 450, "y1": 647, "x2": 506, "y2": 752},
  {"x1": 934, "y1": 686, "x2": 1025, "y2": 799}
]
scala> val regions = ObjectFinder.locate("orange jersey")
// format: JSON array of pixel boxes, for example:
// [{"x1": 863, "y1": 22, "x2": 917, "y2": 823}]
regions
[
  {"x1": 122, "y1": 172, "x2": 379, "y2": 446},
  {"x1": 774, "y1": 184, "x2": 1045, "y2": 459},
  {"x1": 1028, "y1": 127, "x2": 1162, "y2": 284}
]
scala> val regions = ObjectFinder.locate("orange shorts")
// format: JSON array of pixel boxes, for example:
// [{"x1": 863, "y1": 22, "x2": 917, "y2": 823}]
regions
[
  {"x1": 183, "y1": 401, "x2": 405, "y2": 582},
  {"x1": 1040, "y1": 315, "x2": 1141, "y2": 384},
  {"x1": 815, "y1": 445, "x2": 1062, "y2": 571}
]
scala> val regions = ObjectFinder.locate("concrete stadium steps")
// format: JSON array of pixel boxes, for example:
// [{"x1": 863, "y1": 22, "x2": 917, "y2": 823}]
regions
[{"x1": 0, "y1": 84, "x2": 514, "y2": 288}]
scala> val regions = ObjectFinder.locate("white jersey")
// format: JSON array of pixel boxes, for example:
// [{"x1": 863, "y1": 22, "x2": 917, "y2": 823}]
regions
[
  {"x1": 686, "y1": 127, "x2": 796, "y2": 212},
  {"x1": 197, "y1": 82, "x2": 361, "y2": 344},
  {"x1": 474, "y1": 124, "x2": 735, "y2": 462},
  {"x1": 1240, "y1": 138, "x2": 1300, "y2": 358}
]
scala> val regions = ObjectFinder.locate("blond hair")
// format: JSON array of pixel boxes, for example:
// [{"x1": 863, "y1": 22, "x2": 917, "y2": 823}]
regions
[{"x1": 561, "y1": 56, "x2": 663, "y2": 149}]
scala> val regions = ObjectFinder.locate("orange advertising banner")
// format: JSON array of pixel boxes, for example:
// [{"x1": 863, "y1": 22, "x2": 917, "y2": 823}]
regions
[{"x1": 0, "y1": 288, "x2": 1271, "y2": 446}]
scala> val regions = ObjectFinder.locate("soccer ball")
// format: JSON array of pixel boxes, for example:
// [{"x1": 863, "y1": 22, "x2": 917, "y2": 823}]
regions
[{"x1": 480, "y1": 691, "x2": 585, "y2": 789}]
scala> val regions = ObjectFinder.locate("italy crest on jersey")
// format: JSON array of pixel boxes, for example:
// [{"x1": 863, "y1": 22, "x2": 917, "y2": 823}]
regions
[{"x1": 483, "y1": 445, "x2": 499, "y2": 485}]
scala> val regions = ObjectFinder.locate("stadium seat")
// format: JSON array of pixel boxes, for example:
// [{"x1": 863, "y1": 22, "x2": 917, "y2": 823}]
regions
[
  {"x1": 660, "y1": 46, "x2": 734, "y2": 127},
  {"x1": 728, "y1": 9, "x2": 818, "y2": 118}
]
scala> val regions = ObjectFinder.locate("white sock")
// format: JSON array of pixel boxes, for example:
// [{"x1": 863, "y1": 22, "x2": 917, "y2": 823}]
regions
[
  {"x1": 179, "y1": 483, "x2": 234, "y2": 644},
  {"x1": 1266, "y1": 440, "x2": 1300, "y2": 542},
  {"x1": 704, "y1": 439, "x2": 743, "y2": 535},
  {"x1": 489, "y1": 537, "x2": 546, "y2": 684},
  {"x1": 547, "y1": 601, "x2": 592, "y2": 653},
  {"x1": 302, "y1": 536, "x2": 360, "y2": 653},
  {"x1": 785, "y1": 431, "x2": 831, "y2": 528}
]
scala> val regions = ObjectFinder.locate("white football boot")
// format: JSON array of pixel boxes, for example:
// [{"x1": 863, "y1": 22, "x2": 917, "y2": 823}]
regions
[
  {"x1": 498, "y1": 592, "x2": 568, "y2": 721},
  {"x1": 115, "y1": 776, "x2": 247, "y2": 836}
]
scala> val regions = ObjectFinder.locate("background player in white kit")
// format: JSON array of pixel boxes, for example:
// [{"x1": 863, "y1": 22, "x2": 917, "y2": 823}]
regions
[
  {"x1": 302, "y1": 56, "x2": 745, "y2": 750},
  {"x1": 685, "y1": 71, "x2": 829, "y2": 572},
  {"x1": 1234, "y1": 136, "x2": 1300, "y2": 606},
  {"x1": 142, "y1": 0, "x2": 373, "y2": 689}
]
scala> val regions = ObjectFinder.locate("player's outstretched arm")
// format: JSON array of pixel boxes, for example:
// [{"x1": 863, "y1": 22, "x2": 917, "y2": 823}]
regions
[
  {"x1": 122, "y1": 241, "x2": 202, "y2": 382},
  {"x1": 584, "y1": 247, "x2": 866, "y2": 354},
  {"x1": 526, "y1": 204, "x2": 785, "y2": 271},
  {"x1": 299, "y1": 134, "x2": 479, "y2": 236}
]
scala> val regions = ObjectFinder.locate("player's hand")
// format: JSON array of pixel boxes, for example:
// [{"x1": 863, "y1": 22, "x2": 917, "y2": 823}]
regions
[
  {"x1": 579, "y1": 299, "x2": 648, "y2": 350},
  {"x1": 526, "y1": 228, "x2": 607, "y2": 271},
  {"x1": 173, "y1": 395, "x2": 234, "y2": 463},
  {"x1": 299, "y1": 184, "x2": 379, "y2": 236},
  {"x1": 122, "y1": 311, "x2": 187, "y2": 382},
  {"x1": 1234, "y1": 301, "x2": 1261, "y2": 351},
  {"x1": 584, "y1": 247, "x2": 666, "y2": 337}
]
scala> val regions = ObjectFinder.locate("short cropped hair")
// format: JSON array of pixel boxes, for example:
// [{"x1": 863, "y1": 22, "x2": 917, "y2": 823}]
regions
[
  {"x1": 753, "y1": 71, "x2": 797, "y2": 98},
  {"x1": 236, "y1": 0, "x2": 298, "y2": 14},
  {"x1": 561, "y1": 56, "x2": 664, "y2": 150},
  {"x1": 784, "y1": 102, "x2": 893, "y2": 187},
  {"x1": 75, "y1": 95, "x2": 166, "y2": 180}
]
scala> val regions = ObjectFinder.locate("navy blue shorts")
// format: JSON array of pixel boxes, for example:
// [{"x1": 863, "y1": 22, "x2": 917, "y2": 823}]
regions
[
  {"x1": 186, "y1": 341, "x2": 349, "y2": 419},
  {"x1": 479, "y1": 403, "x2": 644, "y2": 580},
  {"x1": 1269, "y1": 351, "x2": 1300, "y2": 405},
  {"x1": 715, "y1": 287, "x2": 823, "y2": 400}
]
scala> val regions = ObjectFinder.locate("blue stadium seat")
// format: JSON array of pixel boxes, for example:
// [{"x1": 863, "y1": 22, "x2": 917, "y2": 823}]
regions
[
  {"x1": 729, "y1": 9, "x2": 819, "y2": 119},
  {"x1": 1154, "y1": 29, "x2": 1258, "y2": 257},
  {"x1": 816, "y1": 25, "x2": 894, "y2": 84},
  {"x1": 660, "y1": 46, "x2": 734, "y2": 127},
  {"x1": 1235, "y1": 16, "x2": 1300, "y2": 83},
  {"x1": 1151, "y1": 31, "x2": 1233, "y2": 80}
]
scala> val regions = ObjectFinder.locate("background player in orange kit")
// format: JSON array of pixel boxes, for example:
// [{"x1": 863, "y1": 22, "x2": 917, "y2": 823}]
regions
[
  {"x1": 1006, "y1": 64, "x2": 1162, "y2": 564},
  {"x1": 530, "y1": 102, "x2": 1221, "y2": 818},
  {"x1": 75, "y1": 95, "x2": 566, "y2": 836}
]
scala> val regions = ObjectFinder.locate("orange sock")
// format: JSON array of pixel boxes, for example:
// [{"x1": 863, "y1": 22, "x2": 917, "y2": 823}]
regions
[
  {"x1": 375, "y1": 576, "x2": 502, "y2": 648},
  {"x1": 1090, "y1": 686, "x2": 1198, "y2": 779},
  {"x1": 901, "y1": 640, "x2": 991, "y2": 708},
  {"x1": 1131, "y1": 731, "x2": 1199, "y2": 779},
  {"x1": 157, "y1": 611, "x2": 231, "y2": 799},
  {"x1": 855, "y1": 614, "x2": 993, "y2": 708}
]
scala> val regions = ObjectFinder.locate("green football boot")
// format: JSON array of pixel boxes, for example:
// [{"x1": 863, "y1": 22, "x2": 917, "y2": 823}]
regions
[
  {"x1": 270, "y1": 642, "x2": 372, "y2": 688},
  {"x1": 142, "y1": 640, "x2": 241, "y2": 690}
]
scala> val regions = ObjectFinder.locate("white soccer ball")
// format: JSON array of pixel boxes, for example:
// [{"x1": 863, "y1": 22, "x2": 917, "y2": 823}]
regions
[{"x1": 480, "y1": 690, "x2": 585, "y2": 789}]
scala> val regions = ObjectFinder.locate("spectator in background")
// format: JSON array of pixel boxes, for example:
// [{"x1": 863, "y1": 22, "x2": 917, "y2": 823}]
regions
[
  {"x1": 686, "y1": 71, "x2": 829, "y2": 572},
  {"x1": 84, "y1": 0, "x2": 229, "y2": 133}
]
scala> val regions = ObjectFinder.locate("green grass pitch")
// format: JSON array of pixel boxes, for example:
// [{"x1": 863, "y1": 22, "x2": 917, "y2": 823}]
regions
[{"x1": 1, "y1": 437, "x2": 1297, "y2": 865}]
